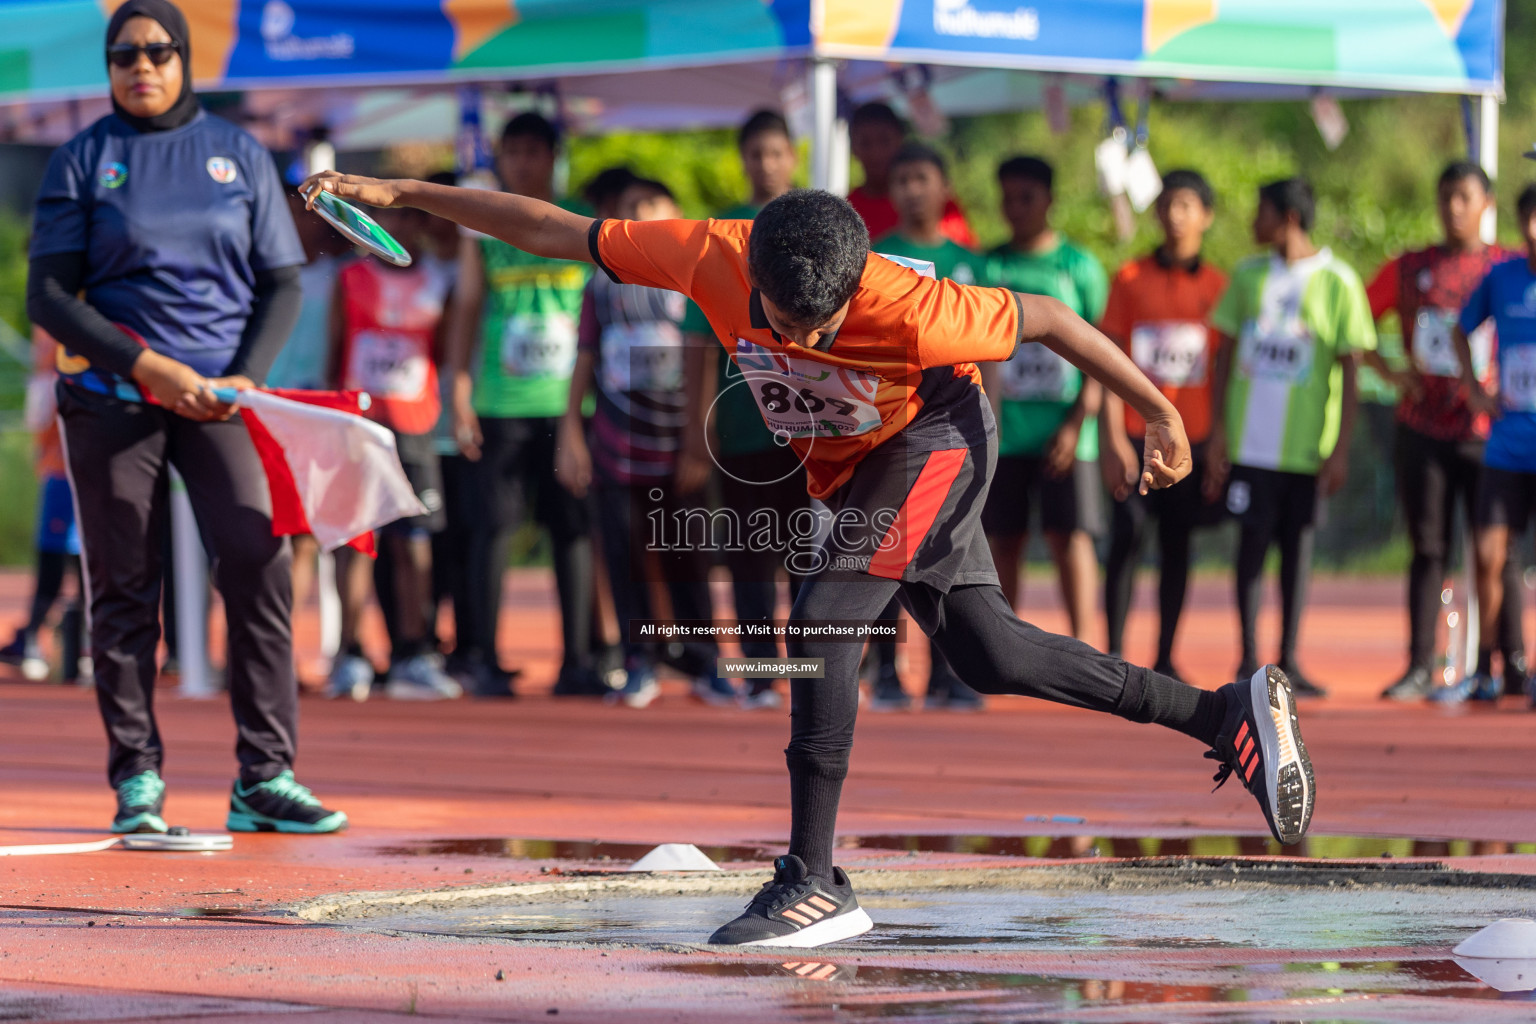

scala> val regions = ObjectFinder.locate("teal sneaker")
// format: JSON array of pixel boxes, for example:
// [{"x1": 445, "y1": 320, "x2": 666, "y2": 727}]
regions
[
  {"x1": 112, "y1": 770, "x2": 168, "y2": 834},
  {"x1": 226, "y1": 770, "x2": 347, "y2": 834}
]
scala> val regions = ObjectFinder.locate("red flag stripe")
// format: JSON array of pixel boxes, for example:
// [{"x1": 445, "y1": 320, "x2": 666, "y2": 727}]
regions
[{"x1": 238, "y1": 394, "x2": 378, "y2": 556}]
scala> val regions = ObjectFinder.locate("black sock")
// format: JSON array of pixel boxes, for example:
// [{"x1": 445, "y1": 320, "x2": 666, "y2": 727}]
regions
[
  {"x1": 1120, "y1": 664, "x2": 1229, "y2": 747},
  {"x1": 785, "y1": 754, "x2": 845, "y2": 880},
  {"x1": 1477, "y1": 648, "x2": 1493, "y2": 676}
]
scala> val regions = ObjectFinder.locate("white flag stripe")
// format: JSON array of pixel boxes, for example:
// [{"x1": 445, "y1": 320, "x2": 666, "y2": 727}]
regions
[{"x1": 238, "y1": 390, "x2": 427, "y2": 552}]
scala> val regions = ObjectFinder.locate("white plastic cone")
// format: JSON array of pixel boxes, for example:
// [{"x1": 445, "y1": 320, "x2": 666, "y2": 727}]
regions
[
  {"x1": 1454, "y1": 956, "x2": 1536, "y2": 993},
  {"x1": 1454, "y1": 918, "x2": 1536, "y2": 959},
  {"x1": 626, "y1": 843, "x2": 721, "y2": 872}
]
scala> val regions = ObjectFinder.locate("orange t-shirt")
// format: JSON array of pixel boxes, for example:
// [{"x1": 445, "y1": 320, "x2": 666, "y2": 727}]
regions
[
  {"x1": 592, "y1": 218, "x2": 1020, "y2": 498},
  {"x1": 1098, "y1": 254, "x2": 1227, "y2": 443}
]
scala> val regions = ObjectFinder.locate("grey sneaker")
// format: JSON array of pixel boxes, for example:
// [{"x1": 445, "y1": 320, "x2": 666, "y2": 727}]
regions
[
  {"x1": 385, "y1": 653, "x2": 462, "y2": 700},
  {"x1": 326, "y1": 655, "x2": 374, "y2": 702},
  {"x1": 692, "y1": 672, "x2": 741, "y2": 707}
]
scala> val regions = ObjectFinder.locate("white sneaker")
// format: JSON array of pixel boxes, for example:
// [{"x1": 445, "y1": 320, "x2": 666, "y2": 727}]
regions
[
  {"x1": 607, "y1": 667, "x2": 660, "y2": 709},
  {"x1": 326, "y1": 655, "x2": 374, "y2": 702},
  {"x1": 739, "y1": 686, "x2": 783, "y2": 710},
  {"x1": 385, "y1": 654, "x2": 462, "y2": 701}
]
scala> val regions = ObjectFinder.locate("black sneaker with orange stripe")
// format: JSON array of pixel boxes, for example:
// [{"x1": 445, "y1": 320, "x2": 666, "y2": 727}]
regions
[
  {"x1": 708, "y1": 855, "x2": 874, "y2": 947},
  {"x1": 1207, "y1": 665, "x2": 1315, "y2": 846}
]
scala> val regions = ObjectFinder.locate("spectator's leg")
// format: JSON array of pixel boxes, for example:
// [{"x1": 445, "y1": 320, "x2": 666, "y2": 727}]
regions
[
  {"x1": 531, "y1": 417, "x2": 596, "y2": 678},
  {"x1": 1399, "y1": 427, "x2": 1447, "y2": 674},
  {"x1": 168, "y1": 413, "x2": 296, "y2": 786},
  {"x1": 1276, "y1": 474, "x2": 1319, "y2": 671},
  {"x1": 57, "y1": 388, "x2": 170, "y2": 787},
  {"x1": 1103, "y1": 489, "x2": 1147, "y2": 659}
]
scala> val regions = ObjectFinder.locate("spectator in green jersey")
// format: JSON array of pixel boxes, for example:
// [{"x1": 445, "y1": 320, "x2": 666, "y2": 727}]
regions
[
  {"x1": 1207, "y1": 177, "x2": 1376, "y2": 698},
  {"x1": 870, "y1": 142, "x2": 987, "y2": 711},
  {"x1": 979, "y1": 156, "x2": 1107, "y2": 642},
  {"x1": 445, "y1": 112, "x2": 601, "y2": 698}
]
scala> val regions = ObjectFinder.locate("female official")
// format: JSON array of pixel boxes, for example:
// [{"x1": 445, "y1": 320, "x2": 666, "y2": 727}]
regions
[{"x1": 26, "y1": 0, "x2": 345, "y2": 835}]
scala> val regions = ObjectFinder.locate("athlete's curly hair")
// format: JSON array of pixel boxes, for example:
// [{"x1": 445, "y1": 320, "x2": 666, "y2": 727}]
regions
[{"x1": 748, "y1": 189, "x2": 869, "y2": 328}]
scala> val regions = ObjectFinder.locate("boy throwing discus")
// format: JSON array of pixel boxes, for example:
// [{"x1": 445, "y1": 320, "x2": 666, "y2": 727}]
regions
[{"x1": 301, "y1": 170, "x2": 1316, "y2": 948}]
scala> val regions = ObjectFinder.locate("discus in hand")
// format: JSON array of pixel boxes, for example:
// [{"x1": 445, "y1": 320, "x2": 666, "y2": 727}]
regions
[{"x1": 309, "y1": 187, "x2": 412, "y2": 267}]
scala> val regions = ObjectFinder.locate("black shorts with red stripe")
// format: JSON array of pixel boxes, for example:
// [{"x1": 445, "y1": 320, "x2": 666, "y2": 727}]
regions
[{"x1": 813, "y1": 431, "x2": 998, "y2": 593}]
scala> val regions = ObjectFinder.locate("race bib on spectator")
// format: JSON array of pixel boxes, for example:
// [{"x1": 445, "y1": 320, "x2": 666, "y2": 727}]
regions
[
  {"x1": 347, "y1": 331, "x2": 429, "y2": 400},
  {"x1": 1414, "y1": 308, "x2": 1492, "y2": 379},
  {"x1": 500, "y1": 312, "x2": 578, "y2": 378},
  {"x1": 599, "y1": 321, "x2": 684, "y2": 394},
  {"x1": 1502, "y1": 345, "x2": 1536, "y2": 412},
  {"x1": 732, "y1": 339, "x2": 881, "y2": 438},
  {"x1": 999, "y1": 342, "x2": 1071, "y2": 401},
  {"x1": 1131, "y1": 321, "x2": 1208, "y2": 388},
  {"x1": 1237, "y1": 321, "x2": 1314, "y2": 383}
]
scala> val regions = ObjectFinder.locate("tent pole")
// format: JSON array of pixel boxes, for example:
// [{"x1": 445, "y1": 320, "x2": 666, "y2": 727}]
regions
[
  {"x1": 809, "y1": 58, "x2": 847, "y2": 195},
  {"x1": 1478, "y1": 90, "x2": 1499, "y2": 243}
]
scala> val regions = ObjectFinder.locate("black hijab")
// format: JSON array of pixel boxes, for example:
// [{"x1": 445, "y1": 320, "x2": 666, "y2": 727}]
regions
[{"x1": 106, "y1": 0, "x2": 200, "y2": 132}]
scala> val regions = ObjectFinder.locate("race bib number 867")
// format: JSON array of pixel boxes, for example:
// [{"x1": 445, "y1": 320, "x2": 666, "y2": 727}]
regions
[{"x1": 731, "y1": 339, "x2": 881, "y2": 438}]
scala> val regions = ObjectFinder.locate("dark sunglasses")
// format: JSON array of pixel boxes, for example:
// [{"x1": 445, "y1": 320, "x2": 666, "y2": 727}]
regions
[{"x1": 106, "y1": 41, "x2": 180, "y2": 69}]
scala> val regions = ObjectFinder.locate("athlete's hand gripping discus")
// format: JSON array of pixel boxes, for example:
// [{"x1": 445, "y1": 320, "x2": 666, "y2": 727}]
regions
[{"x1": 307, "y1": 188, "x2": 412, "y2": 267}]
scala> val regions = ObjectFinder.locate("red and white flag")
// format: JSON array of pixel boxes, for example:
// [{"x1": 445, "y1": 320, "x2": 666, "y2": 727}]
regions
[{"x1": 234, "y1": 389, "x2": 426, "y2": 555}]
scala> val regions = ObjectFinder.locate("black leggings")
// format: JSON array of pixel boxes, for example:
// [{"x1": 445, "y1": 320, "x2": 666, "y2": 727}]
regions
[
  {"x1": 1396, "y1": 426, "x2": 1523, "y2": 669},
  {"x1": 867, "y1": 595, "x2": 962, "y2": 693},
  {"x1": 1105, "y1": 501, "x2": 1192, "y2": 665},
  {"x1": 465, "y1": 416, "x2": 594, "y2": 674},
  {"x1": 1231, "y1": 467, "x2": 1316, "y2": 670},
  {"x1": 1104, "y1": 444, "x2": 1207, "y2": 664},
  {"x1": 783, "y1": 576, "x2": 1220, "y2": 878},
  {"x1": 23, "y1": 550, "x2": 80, "y2": 635},
  {"x1": 595, "y1": 481, "x2": 716, "y2": 674}
]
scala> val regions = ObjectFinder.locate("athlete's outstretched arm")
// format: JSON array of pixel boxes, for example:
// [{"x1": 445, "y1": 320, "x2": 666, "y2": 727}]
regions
[
  {"x1": 299, "y1": 171, "x2": 594, "y2": 264},
  {"x1": 1019, "y1": 293, "x2": 1191, "y2": 493}
]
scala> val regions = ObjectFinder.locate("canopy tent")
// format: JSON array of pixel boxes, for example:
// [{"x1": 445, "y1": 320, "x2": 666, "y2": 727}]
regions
[
  {"x1": 0, "y1": 0, "x2": 1503, "y2": 138},
  {"x1": 0, "y1": 0, "x2": 1508, "y2": 209},
  {"x1": 818, "y1": 0, "x2": 1502, "y2": 95},
  {"x1": 807, "y1": 0, "x2": 1505, "y2": 203}
]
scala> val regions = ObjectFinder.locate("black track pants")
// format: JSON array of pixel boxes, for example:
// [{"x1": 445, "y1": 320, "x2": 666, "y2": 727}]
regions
[{"x1": 58, "y1": 385, "x2": 296, "y2": 789}]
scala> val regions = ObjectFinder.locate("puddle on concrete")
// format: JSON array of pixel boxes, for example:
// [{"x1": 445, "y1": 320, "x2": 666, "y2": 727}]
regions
[
  {"x1": 845, "y1": 834, "x2": 1536, "y2": 861},
  {"x1": 376, "y1": 834, "x2": 1536, "y2": 864},
  {"x1": 324, "y1": 876, "x2": 1536, "y2": 1021},
  {"x1": 334, "y1": 881, "x2": 1536, "y2": 955},
  {"x1": 655, "y1": 956, "x2": 1513, "y2": 1000},
  {"x1": 649, "y1": 957, "x2": 1536, "y2": 1021},
  {"x1": 375, "y1": 838, "x2": 771, "y2": 862}
]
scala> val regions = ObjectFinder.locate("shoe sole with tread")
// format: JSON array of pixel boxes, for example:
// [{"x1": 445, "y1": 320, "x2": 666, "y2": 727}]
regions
[
  {"x1": 731, "y1": 907, "x2": 875, "y2": 948},
  {"x1": 226, "y1": 810, "x2": 348, "y2": 834},
  {"x1": 1253, "y1": 665, "x2": 1314, "y2": 845}
]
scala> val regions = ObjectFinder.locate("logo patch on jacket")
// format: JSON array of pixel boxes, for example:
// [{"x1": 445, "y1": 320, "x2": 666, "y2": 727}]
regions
[
  {"x1": 99, "y1": 162, "x2": 127, "y2": 189},
  {"x1": 206, "y1": 157, "x2": 238, "y2": 184}
]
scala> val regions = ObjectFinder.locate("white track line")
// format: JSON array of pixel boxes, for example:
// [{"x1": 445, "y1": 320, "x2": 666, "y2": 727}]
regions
[{"x1": 0, "y1": 837, "x2": 121, "y2": 856}]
